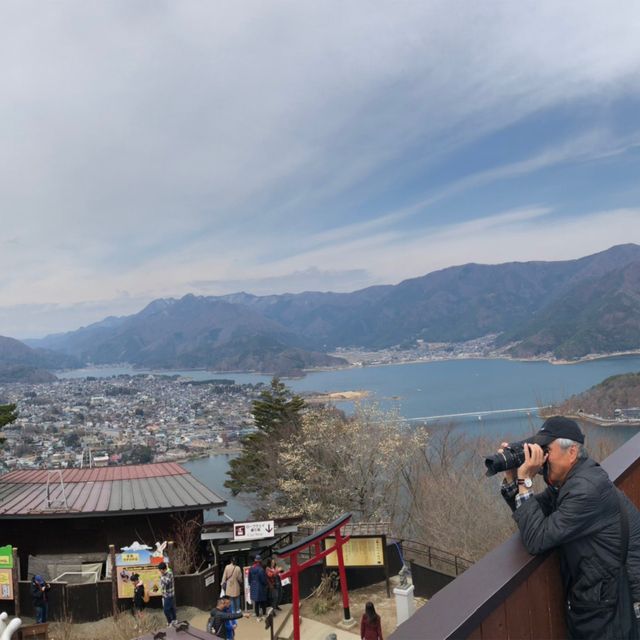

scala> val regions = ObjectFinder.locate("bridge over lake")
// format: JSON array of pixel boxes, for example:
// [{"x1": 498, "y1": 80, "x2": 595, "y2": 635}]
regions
[{"x1": 404, "y1": 406, "x2": 548, "y2": 422}]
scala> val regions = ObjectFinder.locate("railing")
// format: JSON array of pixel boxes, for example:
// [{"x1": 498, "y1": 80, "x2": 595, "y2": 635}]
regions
[
  {"x1": 390, "y1": 430, "x2": 640, "y2": 639},
  {"x1": 399, "y1": 539, "x2": 472, "y2": 577}
]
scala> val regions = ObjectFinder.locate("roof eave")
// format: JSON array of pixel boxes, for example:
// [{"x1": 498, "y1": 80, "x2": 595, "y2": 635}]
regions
[{"x1": 0, "y1": 500, "x2": 226, "y2": 519}]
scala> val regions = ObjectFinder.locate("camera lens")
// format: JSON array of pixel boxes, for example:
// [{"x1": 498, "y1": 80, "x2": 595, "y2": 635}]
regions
[{"x1": 484, "y1": 442, "x2": 526, "y2": 476}]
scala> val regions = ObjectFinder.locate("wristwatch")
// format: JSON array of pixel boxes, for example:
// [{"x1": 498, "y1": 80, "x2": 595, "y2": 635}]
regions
[{"x1": 517, "y1": 477, "x2": 533, "y2": 488}]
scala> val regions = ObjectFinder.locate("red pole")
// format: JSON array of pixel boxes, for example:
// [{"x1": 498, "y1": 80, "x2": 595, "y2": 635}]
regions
[
  {"x1": 290, "y1": 552, "x2": 301, "y2": 640},
  {"x1": 334, "y1": 529, "x2": 351, "y2": 622}
]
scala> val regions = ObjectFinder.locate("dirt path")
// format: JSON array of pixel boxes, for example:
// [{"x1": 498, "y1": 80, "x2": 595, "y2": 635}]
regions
[
  {"x1": 300, "y1": 577, "x2": 427, "y2": 638},
  {"x1": 41, "y1": 606, "x2": 206, "y2": 640}
]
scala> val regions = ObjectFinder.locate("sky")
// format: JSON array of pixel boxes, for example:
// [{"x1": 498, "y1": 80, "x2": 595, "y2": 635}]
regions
[{"x1": 2, "y1": 1, "x2": 640, "y2": 338}]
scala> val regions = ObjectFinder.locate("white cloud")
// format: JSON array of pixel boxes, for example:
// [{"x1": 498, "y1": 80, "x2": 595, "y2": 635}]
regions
[{"x1": 1, "y1": 1, "x2": 640, "y2": 335}]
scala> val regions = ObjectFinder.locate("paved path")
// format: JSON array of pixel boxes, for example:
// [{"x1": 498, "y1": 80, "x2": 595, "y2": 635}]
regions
[{"x1": 189, "y1": 606, "x2": 359, "y2": 640}]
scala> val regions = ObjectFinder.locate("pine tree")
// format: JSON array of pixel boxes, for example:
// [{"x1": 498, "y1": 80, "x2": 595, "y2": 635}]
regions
[
  {"x1": 0, "y1": 403, "x2": 17, "y2": 446},
  {"x1": 225, "y1": 378, "x2": 304, "y2": 497}
]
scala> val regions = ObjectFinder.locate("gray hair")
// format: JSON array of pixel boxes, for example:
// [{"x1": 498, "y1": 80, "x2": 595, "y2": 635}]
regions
[{"x1": 556, "y1": 438, "x2": 587, "y2": 459}]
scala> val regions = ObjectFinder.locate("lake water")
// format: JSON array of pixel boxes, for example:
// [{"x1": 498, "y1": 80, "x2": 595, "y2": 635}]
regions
[{"x1": 59, "y1": 357, "x2": 640, "y2": 519}]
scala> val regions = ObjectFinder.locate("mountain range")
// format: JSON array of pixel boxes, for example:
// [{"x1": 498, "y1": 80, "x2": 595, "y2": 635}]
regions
[
  {"x1": 0, "y1": 336, "x2": 79, "y2": 382},
  {"x1": 8, "y1": 243, "x2": 640, "y2": 376}
]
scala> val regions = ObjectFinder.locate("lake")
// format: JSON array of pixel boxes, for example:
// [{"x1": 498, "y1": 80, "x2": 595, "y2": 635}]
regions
[{"x1": 60, "y1": 356, "x2": 640, "y2": 519}]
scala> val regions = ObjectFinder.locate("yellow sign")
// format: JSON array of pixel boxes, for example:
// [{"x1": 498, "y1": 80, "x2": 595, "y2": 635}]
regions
[
  {"x1": 0, "y1": 569, "x2": 13, "y2": 600},
  {"x1": 116, "y1": 565, "x2": 163, "y2": 599},
  {"x1": 121, "y1": 553, "x2": 140, "y2": 564},
  {"x1": 324, "y1": 536, "x2": 385, "y2": 567}
]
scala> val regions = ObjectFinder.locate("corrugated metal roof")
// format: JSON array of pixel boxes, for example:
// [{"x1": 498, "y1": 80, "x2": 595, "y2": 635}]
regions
[{"x1": 0, "y1": 463, "x2": 226, "y2": 518}]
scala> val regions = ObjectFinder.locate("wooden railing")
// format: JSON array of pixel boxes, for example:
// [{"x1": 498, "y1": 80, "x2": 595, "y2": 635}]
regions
[
  {"x1": 400, "y1": 539, "x2": 472, "y2": 577},
  {"x1": 390, "y1": 430, "x2": 640, "y2": 640}
]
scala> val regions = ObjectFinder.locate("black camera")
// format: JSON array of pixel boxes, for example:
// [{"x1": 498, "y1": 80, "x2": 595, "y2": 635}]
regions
[
  {"x1": 484, "y1": 441, "x2": 527, "y2": 477},
  {"x1": 484, "y1": 440, "x2": 548, "y2": 477}
]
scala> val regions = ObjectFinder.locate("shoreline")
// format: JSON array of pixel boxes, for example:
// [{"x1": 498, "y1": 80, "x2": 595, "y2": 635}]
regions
[
  {"x1": 55, "y1": 349, "x2": 640, "y2": 380},
  {"x1": 304, "y1": 390, "x2": 370, "y2": 403},
  {"x1": 540, "y1": 409, "x2": 640, "y2": 428},
  {"x1": 309, "y1": 349, "x2": 640, "y2": 374}
]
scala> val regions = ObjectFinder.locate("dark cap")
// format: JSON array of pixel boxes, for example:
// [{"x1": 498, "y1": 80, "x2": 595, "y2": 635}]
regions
[{"x1": 526, "y1": 416, "x2": 584, "y2": 446}]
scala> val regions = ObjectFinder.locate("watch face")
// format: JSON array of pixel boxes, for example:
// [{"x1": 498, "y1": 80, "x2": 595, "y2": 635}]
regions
[{"x1": 524, "y1": 477, "x2": 533, "y2": 488}]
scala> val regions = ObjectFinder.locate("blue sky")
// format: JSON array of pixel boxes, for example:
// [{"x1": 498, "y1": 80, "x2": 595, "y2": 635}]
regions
[{"x1": 1, "y1": 1, "x2": 640, "y2": 338}]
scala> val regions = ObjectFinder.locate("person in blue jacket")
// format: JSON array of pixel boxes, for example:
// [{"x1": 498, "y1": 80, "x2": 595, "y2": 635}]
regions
[{"x1": 248, "y1": 554, "x2": 268, "y2": 620}]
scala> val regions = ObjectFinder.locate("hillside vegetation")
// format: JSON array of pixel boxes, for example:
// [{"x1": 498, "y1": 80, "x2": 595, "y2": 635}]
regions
[{"x1": 553, "y1": 372, "x2": 640, "y2": 418}]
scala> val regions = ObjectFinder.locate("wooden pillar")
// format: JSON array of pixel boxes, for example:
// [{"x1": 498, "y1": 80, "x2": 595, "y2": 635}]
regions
[
  {"x1": 290, "y1": 553, "x2": 301, "y2": 640},
  {"x1": 167, "y1": 540, "x2": 176, "y2": 608},
  {"x1": 12, "y1": 548, "x2": 20, "y2": 617},
  {"x1": 109, "y1": 544, "x2": 118, "y2": 618},
  {"x1": 334, "y1": 529, "x2": 351, "y2": 622}
]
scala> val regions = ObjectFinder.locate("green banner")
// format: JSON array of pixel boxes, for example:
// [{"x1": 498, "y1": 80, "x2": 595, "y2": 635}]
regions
[{"x1": 0, "y1": 546, "x2": 13, "y2": 569}]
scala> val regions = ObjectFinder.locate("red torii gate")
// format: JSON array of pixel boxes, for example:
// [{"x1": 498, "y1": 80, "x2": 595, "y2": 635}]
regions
[{"x1": 276, "y1": 512, "x2": 353, "y2": 640}]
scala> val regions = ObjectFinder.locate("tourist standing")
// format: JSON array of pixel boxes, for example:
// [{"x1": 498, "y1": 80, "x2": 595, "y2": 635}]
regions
[
  {"x1": 248, "y1": 554, "x2": 268, "y2": 620},
  {"x1": 221, "y1": 557, "x2": 244, "y2": 613},
  {"x1": 360, "y1": 601, "x2": 383, "y2": 640},
  {"x1": 30, "y1": 575, "x2": 51, "y2": 624},
  {"x1": 131, "y1": 573, "x2": 146, "y2": 618},
  {"x1": 266, "y1": 558, "x2": 283, "y2": 611},
  {"x1": 158, "y1": 562, "x2": 177, "y2": 626}
]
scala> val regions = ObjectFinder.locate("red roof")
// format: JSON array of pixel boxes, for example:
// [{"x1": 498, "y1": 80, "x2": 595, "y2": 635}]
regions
[
  {"x1": 0, "y1": 463, "x2": 226, "y2": 518},
  {"x1": 1, "y1": 462, "x2": 187, "y2": 484}
]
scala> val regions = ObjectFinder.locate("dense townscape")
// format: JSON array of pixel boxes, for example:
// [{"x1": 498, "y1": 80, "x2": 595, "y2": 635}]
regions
[
  {"x1": 0, "y1": 375, "x2": 263, "y2": 472},
  {"x1": 333, "y1": 335, "x2": 502, "y2": 367}
]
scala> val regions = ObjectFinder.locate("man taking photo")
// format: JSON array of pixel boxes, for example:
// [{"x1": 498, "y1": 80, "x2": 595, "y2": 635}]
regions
[{"x1": 500, "y1": 416, "x2": 640, "y2": 639}]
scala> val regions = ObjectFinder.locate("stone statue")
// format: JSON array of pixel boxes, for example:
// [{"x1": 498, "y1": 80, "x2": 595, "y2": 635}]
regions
[{"x1": 398, "y1": 563, "x2": 412, "y2": 588}]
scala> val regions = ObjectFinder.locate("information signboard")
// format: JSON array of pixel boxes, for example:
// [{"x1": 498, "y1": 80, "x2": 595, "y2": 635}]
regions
[
  {"x1": 116, "y1": 565, "x2": 164, "y2": 599},
  {"x1": 0, "y1": 568, "x2": 13, "y2": 600},
  {"x1": 0, "y1": 546, "x2": 13, "y2": 569},
  {"x1": 324, "y1": 536, "x2": 385, "y2": 567},
  {"x1": 233, "y1": 520, "x2": 275, "y2": 541}
]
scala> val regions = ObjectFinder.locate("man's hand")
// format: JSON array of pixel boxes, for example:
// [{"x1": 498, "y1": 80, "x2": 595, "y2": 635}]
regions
[
  {"x1": 499, "y1": 442, "x2": 517, "y2": 482},
  {"x1": 518, "y1": 443, "x2": 547, "y2": 480}
]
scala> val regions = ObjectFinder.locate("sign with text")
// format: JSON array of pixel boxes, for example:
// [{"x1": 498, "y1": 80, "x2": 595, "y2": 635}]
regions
[
  {"x1": 203, "y1": 566, "x2": 217, "y2": 588},
  {"x1": 0, "y1": 546, "x2": 13, "y2": 569},
  {"x1": 233, "y1": 520, "x2": 275, "y2": 541},
  {"x1": 116, "y1": 550, "x2": 152, "y2": 566},
  {"x1": 324, "y1": 536, "x2": 385, "y2": 567},
  {"x1": 244, "y1": 566, "x2": 252, "y2": 605},
  {"x1": 0, "y1": 568, "x2": 13, "y2": 600}
]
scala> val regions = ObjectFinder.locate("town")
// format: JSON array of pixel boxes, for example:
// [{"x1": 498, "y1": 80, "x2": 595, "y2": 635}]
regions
[
  {"x1": 0, "y1": 375, "x2": 264, "y2": 471},
  {"x1": 333, "y1": 334, "x2": 504, "y2": 367}
]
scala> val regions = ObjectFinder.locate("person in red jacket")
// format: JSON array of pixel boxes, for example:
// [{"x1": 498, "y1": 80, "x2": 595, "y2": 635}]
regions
[{"x1": 360, "y1": 601, "x2": 383, "y2": 640}]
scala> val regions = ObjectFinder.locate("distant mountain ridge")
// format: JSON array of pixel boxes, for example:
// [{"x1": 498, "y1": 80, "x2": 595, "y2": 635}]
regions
[
  {"x1": 26, "y1": 295, "x2": 345, "y2": 375},
  {"x1": 24, "y1": 243, "x2": 640, "y2": 371},
  {"x1": 0, "y1": 335, "x2": 80, "y2": 382}
]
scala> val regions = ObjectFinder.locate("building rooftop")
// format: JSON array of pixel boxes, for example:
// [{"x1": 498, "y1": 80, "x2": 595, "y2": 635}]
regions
[{"x1": 0, "y1": 462, "x2": 226, "y2": 518}]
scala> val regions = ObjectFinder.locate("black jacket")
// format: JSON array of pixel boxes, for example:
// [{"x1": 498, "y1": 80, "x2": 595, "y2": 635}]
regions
[
  {"x1": 208, "y1": 608, "x2": 243, "y2": 638},
  {"x1": 511, "y1": 457, "x2": 640, "y2": 638}
]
